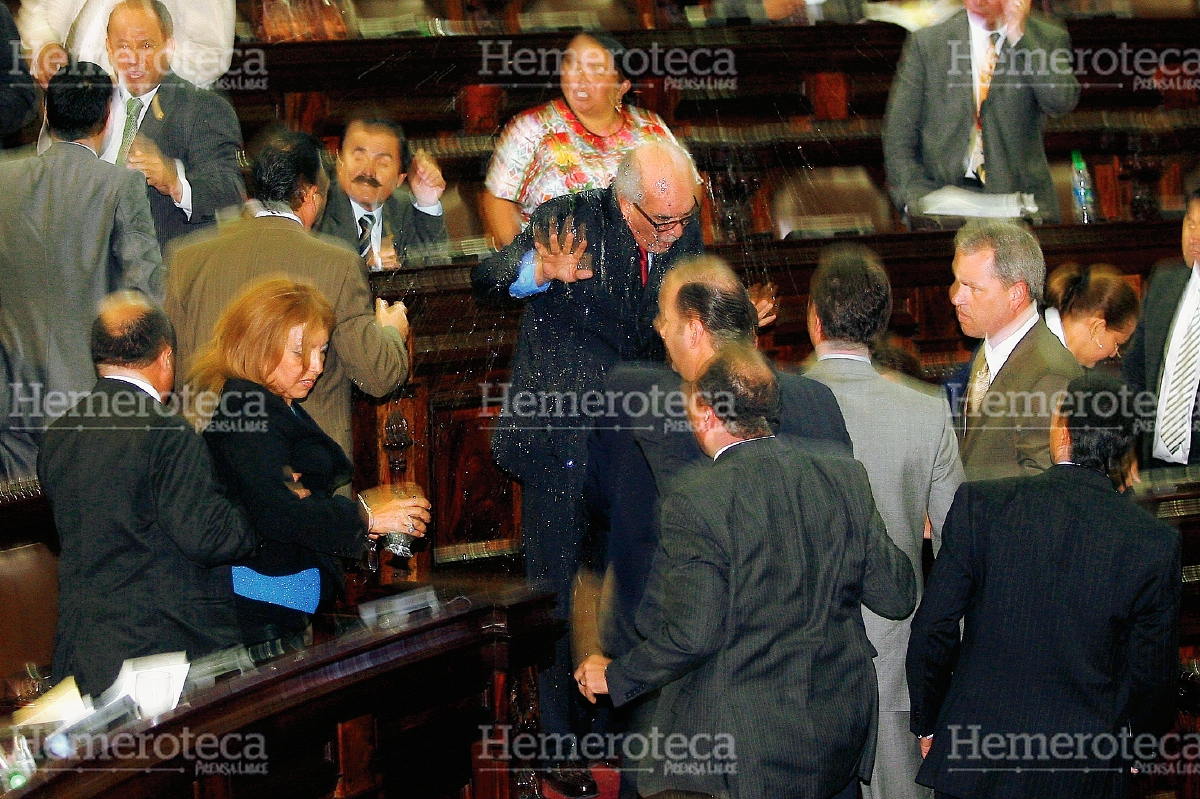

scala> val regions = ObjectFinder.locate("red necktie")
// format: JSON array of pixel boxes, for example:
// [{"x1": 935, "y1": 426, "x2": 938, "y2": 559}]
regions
[{"x1": 638, "y1": 248, "x2": 649, "y2": 287}]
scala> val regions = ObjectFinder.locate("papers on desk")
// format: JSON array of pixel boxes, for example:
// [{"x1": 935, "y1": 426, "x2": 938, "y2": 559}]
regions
[
  {"x1": 916, "y1": 187, "x2": 1040, "y2": 219},
  {"x1": 12, "y1": 676, "x2": 90, "y2": 727}
]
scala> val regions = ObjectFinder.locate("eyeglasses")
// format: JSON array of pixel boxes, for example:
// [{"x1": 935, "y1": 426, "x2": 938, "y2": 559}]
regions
[{"x1": 632, "y1": 200, "x2": 700, "y2": 234}]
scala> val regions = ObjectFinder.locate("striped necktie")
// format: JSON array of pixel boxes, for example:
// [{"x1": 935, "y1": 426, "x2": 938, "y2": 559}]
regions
[
  {"x1": 966, "y1": 32, "x2": 1001, "y2": 184},
  {"x1": 357, "y1": 214, "x2": 374, "y2": 260},
  {"x1": 1159, "y1": 308, "x2": 1200, "y2": 456}
]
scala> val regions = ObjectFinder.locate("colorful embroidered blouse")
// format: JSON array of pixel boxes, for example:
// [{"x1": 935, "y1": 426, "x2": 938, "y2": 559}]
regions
[{"x1": 485, "y1": 98, "x2": 678, "y2": 224}]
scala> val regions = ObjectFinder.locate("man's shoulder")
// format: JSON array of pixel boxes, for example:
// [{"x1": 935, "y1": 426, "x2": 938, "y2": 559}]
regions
[
  {"x1": 156, "y1": 73, "x2": 235, "y2": 113},
  {"x1": 912, "y1": 9, "x2": 966, "y2": 44},
  {"x1": 605, "y1": 361, "x2": 677, "y2": 393},
  {"x1": 529, "y1": 187, "x2": 608, "y2": 223},
  {"x1": 1145, "y1": 258, "x2": 1190, "y2": 300},
  {"x1": 1013, "y1": 320, "x2": 1084, "y2": 381}
]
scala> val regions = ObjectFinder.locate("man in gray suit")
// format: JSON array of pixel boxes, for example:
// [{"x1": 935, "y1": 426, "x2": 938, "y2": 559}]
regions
[
  {"x1": 882, "y1": 0, "x2": 1079, "y2": 223},
  {"x1": 806, "y1": 243, "x2": 964, "y2": 799},
  {"x1": 165, "y1": 130, "x2": 408, "y2": 460},
  {"x1": 0, "y1": 65, "x2": 162, "y2": 481},
  {"x1": 577, "y1": 344, "x2": 916, "y2": 799},
  {"x1": 951, "y1": 220, "x2": 1081, "y2": 481}
]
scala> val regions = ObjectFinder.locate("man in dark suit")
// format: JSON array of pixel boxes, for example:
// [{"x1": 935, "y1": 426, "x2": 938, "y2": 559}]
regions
[
  {"x1": 806, "y1": 244, "x2": 964, "y2": 799},
  {"x1": 907, "y1": 371, "x2": 1180, "y2": 799},
  {"x1": 166, "y1": 130, "x2": 409, "y2": 460},
  {"x1": 40, "y1": 293, "x2": 256, "y2": 696},
  {"x1": 577, "y1": 344, "x2": 917, "y2": 799},
  {"x1": 951, "y1": 220, "x2": 1082, "y2": 480},
  {"x1": 882, "y1": 0, "x2": 1079, "y2": 223},
  {"x1": 587, "y1": 255, "x2": 852, "y2": 664},
  {"x1": 0, "y1": 65, "x2": 162, "y2": 482},
  {"x1": 102, "y1": 0, "x2": 244, "y2": 251},
  {"x1": 473, "y1": 141, "x2": 704, "y2": 765},
  {"x1": 1123, "y1": 186, "x2": 1200, "y2": 468},
  {"x1": 316, "y1": 114, "x2": 448, "y2": 267}
]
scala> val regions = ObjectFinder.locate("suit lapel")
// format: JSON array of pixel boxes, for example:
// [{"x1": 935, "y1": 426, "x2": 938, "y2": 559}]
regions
[{"x1": 1147, "y1": 266, "x2": 1191, "y2": 393}]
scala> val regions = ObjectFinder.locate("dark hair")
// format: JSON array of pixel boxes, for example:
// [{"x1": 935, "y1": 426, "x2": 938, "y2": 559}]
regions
[
  {"x1": 1059, "y1": 372, "x2": 1137, "y2": 488},
  {"x1": 1188, "y1": 185, "x2": 1200, "y2": 209},
  {"x1": 91, "y1": 293, "x2": 176, "y2": 368},
  {"x1": 872, "y1": 341, "x2": 925, "y2": 381},
  {"x1": 571, "y1": 32, "x2": 629, "y2": 80},
  {"x1": 1045, "y1": 263, "x2": 1139, "y2": 331},
  {"x1": 107, "y1": 0, "x2": 174, "y2": 39},
  {"x1": 45, "y1": 63, "x2": 112, "y2": 141},
  {"x1": 666, "y1": 256, "x2": 757, "y2": 346},
  {"x1": 251, "y1": 130, "x2": 326, "y2": 210},
  {"x1": 811, "y1": 243, "x2": 893, "y2": 345},
  {"x1": 344, "y1": 111, "x2": 411, "y2": 172},
  {"x1": 694, "y1": 344, "x2": 778, "y2": 438}
]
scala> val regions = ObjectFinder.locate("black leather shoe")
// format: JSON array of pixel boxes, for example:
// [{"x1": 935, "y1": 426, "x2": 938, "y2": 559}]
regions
[{"x1": 541, "y1": 765, "x2": 599, "y2": 799}]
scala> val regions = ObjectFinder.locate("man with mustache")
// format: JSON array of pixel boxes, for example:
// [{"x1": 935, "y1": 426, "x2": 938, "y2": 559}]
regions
[{"x1": 317, "y1": 113, "x2": 447, "y2": 267}]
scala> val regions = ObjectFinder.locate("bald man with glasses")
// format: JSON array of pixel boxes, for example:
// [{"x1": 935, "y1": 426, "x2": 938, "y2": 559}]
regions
[{"x1": 472, "y1": 140, "x2": 706, "y2": 787}]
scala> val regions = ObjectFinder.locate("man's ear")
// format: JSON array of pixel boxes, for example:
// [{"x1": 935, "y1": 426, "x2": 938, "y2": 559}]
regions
[
  {"x1": 686, "y1": 317, "x2": 705, "y2": 349},
  {"x1": 1010, "y1": 280, "x2": 1030, "y2": 310},
  {"x1": 807, "y1": 302, "x2": 823, "y2": 344}
]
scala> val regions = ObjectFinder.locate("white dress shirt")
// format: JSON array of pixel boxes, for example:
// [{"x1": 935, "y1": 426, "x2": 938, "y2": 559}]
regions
[
  {"x1": 984, "y1": 303, "x2": 1039, "y2": 379},
  {"x1": 1044, "y1": 306, "x2": 1068, "y2": 350},
  {"x1": 105, "y1": 374, "x2": 162, "y2": 403},
  {"x1": 1153, "y1": 264, "x2": 1200, "y2": 464},
  {"x1": 100, "y1": 83, "x2": 193, "y2": 219}
]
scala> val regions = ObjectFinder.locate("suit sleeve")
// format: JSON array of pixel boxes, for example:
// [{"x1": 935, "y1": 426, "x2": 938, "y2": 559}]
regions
[
  {"x1": 180, "y1": 89, "x2": 244, "y2": 224},
  {"x1": 329, "y1": 255, "x2": 409, "y2": 398},
  {"x1": 1015, "y1": 18, "x2": 1080, "y2": 116},
  {"x1": 1120, "y1": 527, "x2": 1181, "y2": 737},
  {"x1": 407, "y1": 204, "x2": 448, "y2": 246},
  {"x1": 858, "y1": 461, "x2": 918, "y2": 621},
  {"x1": 1014, "y1": 371, "x2": 1072, "y2": 475},
  {"x1": 927, "y1": 404, "x2": 965, "y2": 557},
  {"x1": 151, "y1": 425, "x2": 257, "y2": 567},
  {"x1": 606, "y1": 491, "x2": 728, "y2": 707},
  {"x1": 883, "y1": 32, "x2": 937, "y2": 215},
  {"x1": 907, "y1": 483, "x2": 976, "y2": 737},
  {"x1": 472, "y1": 209, "x2": 539, "y2": 306},
  {"x1": 113, "y1": 168, "x2": 166, "y2": 302},
  {"x1": 206, "y1": 421, "x2": 366, "y2": 558},
  {"x1": 0, "y1": 5, "x2": 35, "y2": 137}
]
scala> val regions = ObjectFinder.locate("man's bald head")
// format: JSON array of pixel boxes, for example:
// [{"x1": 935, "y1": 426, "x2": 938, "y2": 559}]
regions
[
  {"x1": 656, "y1": 256, "x2": 757, "y2": 381},
  {"x1": 91, "y1": 292, "x2": 176, "y2": 369},
  {"x1": 614, "y1": 141, "x2": 702, "y2": 254}
]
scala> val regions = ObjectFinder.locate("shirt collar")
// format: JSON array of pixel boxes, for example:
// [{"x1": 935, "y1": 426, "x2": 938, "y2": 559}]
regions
[
  {"x1": 253, "y1": 206, "x2": 304, "y2": 226},
  {"x1": 105, "y1": 374, "x2": 162, "y2": 403},
  {"x1": 967, "y1": 10, "x2": 1006, "y2": 41},
  {"x1": 714, "y1": 434, "x2": 775, "y2": 461},
  {"x1": 61, "y1": 139, "x2": 99, "y2": 157},
  {"x1": 984, "y1": 304, "x2": 1038, "y2": 375},
  {"x1": 118, "y1": 82, "x2": 161, "y2": 107},
  {"x1": 817, "y1": 352, "x2": 872, "y2": 364},
  {"x1": 349, "y1": 197, "x2": 380, "y2": 222}
]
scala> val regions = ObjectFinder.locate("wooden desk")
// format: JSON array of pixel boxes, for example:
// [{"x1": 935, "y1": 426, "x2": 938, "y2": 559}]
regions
[{"x1": 6, "y1": 582, "x2": 562, "y2": 799}]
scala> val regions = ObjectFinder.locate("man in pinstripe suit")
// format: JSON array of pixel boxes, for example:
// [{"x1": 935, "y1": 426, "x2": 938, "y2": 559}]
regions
[{"x1": 577, "y1": 344, "x2": 916, "y2": 799}]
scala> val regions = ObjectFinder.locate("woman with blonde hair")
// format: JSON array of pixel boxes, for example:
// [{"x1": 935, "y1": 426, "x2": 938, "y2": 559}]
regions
[
  {"x1": 1044, "y1": 263, "x2": 1140, "y2": 369},
  {"x1": 191, "y1": 277, "x2": 430, "y2": 646}
]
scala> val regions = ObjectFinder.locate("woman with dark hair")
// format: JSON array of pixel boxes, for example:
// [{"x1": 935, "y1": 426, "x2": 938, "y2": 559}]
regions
[
  {"x1": 481, "y1": 32, "x2": 679, "y2": 248},
  {"x1": 190, "y1": 278, "x2": 430, "y2": 645},
  {"x1": 1044, "y1": 262, "x2": 1140, "y2": 368}
]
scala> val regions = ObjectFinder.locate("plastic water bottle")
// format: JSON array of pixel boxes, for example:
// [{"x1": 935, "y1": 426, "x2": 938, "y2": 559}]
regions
[{"x1": 1071, "y1": 150, "x2": 1098, "y2": 224}]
